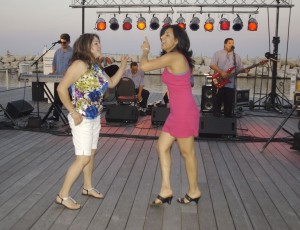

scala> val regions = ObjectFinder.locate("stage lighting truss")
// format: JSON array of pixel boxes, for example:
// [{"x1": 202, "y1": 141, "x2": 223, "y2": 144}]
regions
[
  {"x1": 204, "y1": 15, "x2": 214, "y2": 32},
  {"x1": 189, "y1": 15, "x2": 200, "y2": 31},
  {"x1": 123, "y1": 15, "x2": 132, "y2": 30},
  {"x1": 248, "y1": 16, "x2": 258, "y2": 31},
  {"x1": 109, "y1": 15, "x2": 119, "y2": 31},
  {"x1": 176, "y1": 14, "x2": 186, "y2": 29},
  {"x1": 95, "y1": 17, "x2": 106, "y2": 31},
  {"x1": 150, "y1": 15, "x2": 160, "y2": 30},
  {"x1": 232, "y1": 14, "x2": 243, "y2": 31},
  {"x1": 219, "y1": 15, "x2": 230, "y2": 31},
  {"x1": 163, "y1": 15, "x2": 172, "y2": 27},
  {"x1": 137, "y1": 15, "x2": 147, "y2": 30}
]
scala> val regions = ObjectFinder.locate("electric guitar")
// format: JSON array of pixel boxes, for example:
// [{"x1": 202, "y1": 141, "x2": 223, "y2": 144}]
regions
[{"x1": 212, "y1": 60, "x2": 268, "y2": 89}]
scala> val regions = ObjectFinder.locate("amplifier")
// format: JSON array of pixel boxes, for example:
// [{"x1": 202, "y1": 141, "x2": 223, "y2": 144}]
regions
[
  {"x1": 199, "y1": 114, "x2": 236, "y2": 137},
  {"x1": 236, "y1": 89, "x2": 250, "y2": 106},
  {"x1": 151, "y1": 107, "x2": 170, "y2": 125},
  {"x1": 105, "y1": 105, "x2": 138, "y2": 123}
]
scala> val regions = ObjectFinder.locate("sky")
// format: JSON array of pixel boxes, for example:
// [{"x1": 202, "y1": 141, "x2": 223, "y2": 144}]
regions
[{"x1": 0, "y1": 0, "x2": 299, "y2": 60}]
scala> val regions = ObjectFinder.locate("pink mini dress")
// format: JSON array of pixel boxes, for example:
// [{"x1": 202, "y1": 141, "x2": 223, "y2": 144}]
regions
[{"x1": 161, "y1": 65, "x2": 199, "y2": 138}]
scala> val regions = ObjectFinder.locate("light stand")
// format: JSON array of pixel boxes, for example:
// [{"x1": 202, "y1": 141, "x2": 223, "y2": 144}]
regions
[{"x1": 252, "y1": 1, "x2": 292, "y2": 113}]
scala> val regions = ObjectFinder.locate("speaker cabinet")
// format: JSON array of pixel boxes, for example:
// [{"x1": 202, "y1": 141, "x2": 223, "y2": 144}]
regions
[
  {"x1": 105, "y1": 105, "x2": 138, "y2": 123},
  {"x1": 236, "y1": 89, "x2": 250, "y2": 106},
  {"x1": 291, "y1": 132, "x2": 300, "y2": 150},
  {"x1": 5, "y1": 100, "x2": 34, "y2": 118},
  {"x1": 151, "y1": 107, "x2": 170, "y2": 125},
  {"x1": 32, "y1": 82, "x2": 47, "y2": 102},
  {"x1": 199, "y1": 114, "x2": 236, "y2": 137},
  {"x1": 201, "y1": 85, "x2": 213, "y2": 113}
]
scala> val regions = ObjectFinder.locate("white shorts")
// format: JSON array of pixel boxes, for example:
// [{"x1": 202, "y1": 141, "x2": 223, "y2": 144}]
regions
[{"x1": 68, "y1": 114, "x2": 101, "y2": 156}]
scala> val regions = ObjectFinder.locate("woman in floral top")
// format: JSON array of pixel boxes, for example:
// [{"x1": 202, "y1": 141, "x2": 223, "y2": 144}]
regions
[{"x1": 56, "y1": 33, "x2": 128, "y2": 210}]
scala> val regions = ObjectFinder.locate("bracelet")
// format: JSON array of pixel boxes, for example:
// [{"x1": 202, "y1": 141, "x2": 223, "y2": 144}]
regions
[{"x1": 69, "y1": 109, "x2": 76, "y2": 115}]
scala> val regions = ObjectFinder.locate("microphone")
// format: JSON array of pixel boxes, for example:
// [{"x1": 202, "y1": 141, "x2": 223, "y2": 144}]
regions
[
  {"x1": 52, "y1": 40, "x2": 62, "y2": 45},
  {"x1": 231, "y1": 46, "x2": 235, "y2": 50}
]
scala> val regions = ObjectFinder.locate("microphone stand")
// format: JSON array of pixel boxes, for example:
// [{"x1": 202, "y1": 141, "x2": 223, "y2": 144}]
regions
[
  {"x1": 29, "y1": 42, "x2": 58, "y2": 128},
  {"x1": 232, "y1": 48, "x2": 238, "y2": 116}
]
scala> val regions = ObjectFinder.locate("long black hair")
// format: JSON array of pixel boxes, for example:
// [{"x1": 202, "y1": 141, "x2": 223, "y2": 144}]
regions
[
  {"x1": 160, "y1": 25, "x2": 194, "y2": 70},
  {"x1": 70, "y1": 33, "x2": 100, "y2": 67}
]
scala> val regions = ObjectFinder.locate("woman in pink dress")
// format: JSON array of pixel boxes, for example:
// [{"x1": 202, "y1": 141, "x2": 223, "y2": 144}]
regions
[{"x1": 140, "y1": 25, "x2": 201, "y2": 205}]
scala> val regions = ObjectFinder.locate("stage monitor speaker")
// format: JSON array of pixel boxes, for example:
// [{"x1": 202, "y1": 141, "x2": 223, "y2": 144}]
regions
[
  {"x1": 201, "y1": 85, "x2": 213, "y2": 113},
  {"x1": 199, "y1": 114, "x2": 236, "y2": 137},
  {"x1": 5, "y1": 100, "x2": 34, "y2": 118},
  {"x1": 105, "y1": 105, "x2": 138, "y2": 123},
  {"x1": 236, "y1": 89, "x2": 250, "y2": 106},
  {"x1": 291, "y1": 132, "x2": 300, "y2": 150},
  {"x1": 151, "y1": 107, "x2": 170, "y2": 125}
]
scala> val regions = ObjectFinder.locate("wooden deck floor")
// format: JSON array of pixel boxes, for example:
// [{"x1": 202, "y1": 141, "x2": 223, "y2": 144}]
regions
[{"x1": 0, "y1": 87, "x2": 300, "y2": 230}]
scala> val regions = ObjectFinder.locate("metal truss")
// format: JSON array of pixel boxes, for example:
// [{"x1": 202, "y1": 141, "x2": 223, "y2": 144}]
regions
[{"x1": 70, "y1": 0, "x2": 294, "y2": 9}]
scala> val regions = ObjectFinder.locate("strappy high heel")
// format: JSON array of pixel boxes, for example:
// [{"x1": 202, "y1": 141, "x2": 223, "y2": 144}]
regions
[
  {"x1": 151, "y1": 194, "x2": 173, "y2": 205},
  {"x1": 177, "y1": 194, "x2": 201, "y2": 205},
  {"x1": 55, "y1": 194, "x2": 81, "y2": 210}
]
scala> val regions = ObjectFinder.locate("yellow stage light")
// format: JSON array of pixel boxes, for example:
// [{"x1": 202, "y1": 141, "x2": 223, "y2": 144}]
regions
[
  {"x1": 204, "y1": 15, "x2": 214, "y2": 32},
  {"x1": 137, "y1": 16, "x2": 146, "y2": 30}
]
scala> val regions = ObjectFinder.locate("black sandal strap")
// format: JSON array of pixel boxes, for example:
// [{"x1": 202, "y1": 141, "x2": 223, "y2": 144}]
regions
[
  {"x1": 156, "y1": 194, "x2": 165, "y2": 203},
  {"x1": 184, "y1": 194, "x2": 193, "y2": 202}
]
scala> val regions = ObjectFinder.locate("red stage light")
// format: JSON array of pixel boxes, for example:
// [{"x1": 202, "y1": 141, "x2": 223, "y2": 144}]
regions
[
  {"x1": 96, "y1": 18, "x2": 106, "y2": 31},
  {"x1": 248, "y1": 18, "x2": 258, "y2": 31},
  {"x1": 163, "y1": 15, "x2": 172, "y2": 27},
  {"x1": 123, "y1": 16, "x2": 132, "y2": 30},
  {"x1": 176, "y1": 15, "x2": 186, "y2": 30},
  {"x1": 219, "y1": 18, "x2": 230, "y2": 30}
]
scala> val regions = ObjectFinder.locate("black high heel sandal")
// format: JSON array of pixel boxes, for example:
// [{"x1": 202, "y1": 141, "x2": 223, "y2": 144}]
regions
[
  {"x1": 151, "y1": 194, "x2": 173, "y2": 205},
  {"x1": 177, "y1": 194, "x2": 201, "y2": 205}
]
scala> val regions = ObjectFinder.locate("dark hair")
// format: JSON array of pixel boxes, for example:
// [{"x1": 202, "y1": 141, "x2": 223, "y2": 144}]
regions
[
  {"x1": 159, "y1": 25, "x2": 194, "y2": 70},
  {"x1": 60, "y1": 33, "x2": 70, "y2": 42},
  {"x1": 224, "y1": 38, "x2": 234, "y2": 44},
  {"x1": 70, "y1": 33, "x2": 100, "y2": 67},
  {"x1": 130, "y1": 62, "x2": 138, "y2": 68}
]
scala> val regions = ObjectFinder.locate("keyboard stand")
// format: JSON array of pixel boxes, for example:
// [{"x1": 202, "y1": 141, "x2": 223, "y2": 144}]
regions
[{"x1": 42, "y1": 83, "x2": 68, "y2": 125}]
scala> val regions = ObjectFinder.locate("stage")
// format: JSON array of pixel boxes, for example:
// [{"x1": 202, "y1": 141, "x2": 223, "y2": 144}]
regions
[{"x1": 0, "y1": 87, "x2": 300, "y2": 230}]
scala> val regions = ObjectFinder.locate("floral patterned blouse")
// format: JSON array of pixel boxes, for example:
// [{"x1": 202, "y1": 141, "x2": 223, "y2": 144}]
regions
[{"x1": 70, "y1": 64, "x2": 108, "y2": 119}]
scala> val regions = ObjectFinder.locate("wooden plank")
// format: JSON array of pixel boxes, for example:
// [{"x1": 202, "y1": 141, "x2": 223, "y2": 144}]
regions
[
  {"x1": 85, "y1": 140, "x2": 141, "y2": 230},
  {"x1": 242, "y1": 142, "x2": 300, "y2": 230},
  {"x1": 213, "y1": 141, "x2": 254, "y2": 230},
  {"x1": 202, "y1": 141, "x2": 235, "y2": 229},
  {"x1": 125, "y1": 140, "x2": 158, "y2": 230},
  {"x1": 105, "y1": 140, "x2": 154, "y2": 230}
]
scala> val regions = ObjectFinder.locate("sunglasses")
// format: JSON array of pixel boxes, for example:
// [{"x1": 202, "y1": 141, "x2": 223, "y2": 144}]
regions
[{"x1": 60, "y1": 41, "x2": 67, "y2": 45}]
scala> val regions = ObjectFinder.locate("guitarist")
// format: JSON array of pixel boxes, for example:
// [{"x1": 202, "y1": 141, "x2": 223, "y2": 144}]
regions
[{"x1": 209, "y1": 38, "x2": 249, "y2": 117}]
